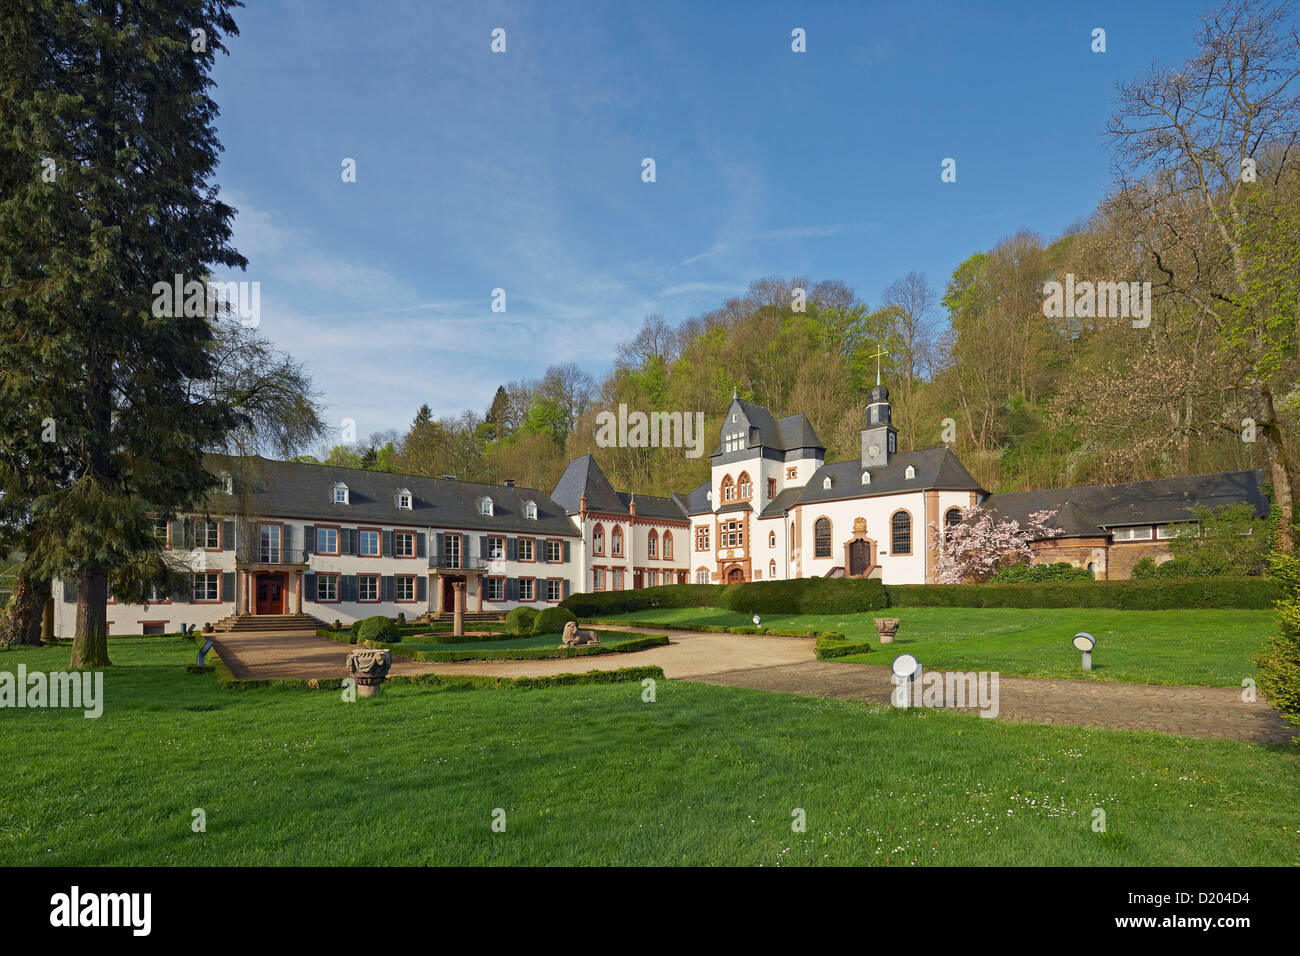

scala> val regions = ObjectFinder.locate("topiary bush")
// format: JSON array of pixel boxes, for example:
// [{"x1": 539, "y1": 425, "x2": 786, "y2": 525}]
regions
[
  {"x1": 356, "y1": 615, "x2": 401, "y2": 644},
  {"x1": 505, "y1": 606, "x2": 538, "y2": 636},
  {"x1": 533, "y1": 605, "x2": 577, "y2": 635}
]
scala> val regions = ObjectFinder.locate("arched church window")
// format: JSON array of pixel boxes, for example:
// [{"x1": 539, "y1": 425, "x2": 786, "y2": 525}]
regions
[
  {"x1": 891, "y1": 511, "x2": 912, "y2": 555},
  {"x1": 814, "y1": 518, "x2": 831, "y2": 558}
]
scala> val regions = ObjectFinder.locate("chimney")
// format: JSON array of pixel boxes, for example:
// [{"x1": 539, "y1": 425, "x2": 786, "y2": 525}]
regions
[
  {"x1": 629, "y1": 494, "x2": 637, "y2": 518},
  {"x1": 579, "y1": 491, "x2": 588, "y2": 523},
  {"x1": 503, "y1": 478, "x2": 515, "y2": 487}
]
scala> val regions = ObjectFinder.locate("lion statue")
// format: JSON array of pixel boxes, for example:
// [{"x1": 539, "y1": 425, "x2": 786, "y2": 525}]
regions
[{"x1": 561, "y1": 621, "x2": 601, "y2": 647}]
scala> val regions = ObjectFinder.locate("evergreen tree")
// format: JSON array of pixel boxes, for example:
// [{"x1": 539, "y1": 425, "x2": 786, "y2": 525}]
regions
[{"x1": 0, "y1": 1, "x2": 246, "y2": 666}]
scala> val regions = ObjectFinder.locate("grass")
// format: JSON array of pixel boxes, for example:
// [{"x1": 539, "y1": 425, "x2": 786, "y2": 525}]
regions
[
  {"x1": 405, "y1": 632, "x2": 574, "y2": 652},
  {"x1": 592, "y1": 607, "x2": 1275, "y2": 687},
  {"x1": 0, "y1": 636, "x2": 1296, "y2": 865}
]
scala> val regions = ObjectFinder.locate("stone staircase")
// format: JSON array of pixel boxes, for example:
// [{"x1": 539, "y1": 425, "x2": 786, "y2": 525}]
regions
[{"x1": 210, "y1": 613, "x2": 326, "y2": 633}]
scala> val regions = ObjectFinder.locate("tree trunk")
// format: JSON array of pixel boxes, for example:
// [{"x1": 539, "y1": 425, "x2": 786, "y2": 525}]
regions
[
  {"x1": 0, "y1": 574, "x2": 49, "y2": 646},
  {"x1": 70, "y1": 562, "x2": 110, "y2": 668},
  {"x1": 1253, "y1": 383, "x2": 1295, "y2": 551}
]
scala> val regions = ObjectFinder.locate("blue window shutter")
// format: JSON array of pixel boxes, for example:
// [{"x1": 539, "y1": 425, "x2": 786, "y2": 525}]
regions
[
  {"x1": 381, "y1": 576, "x2": 395, "y2": 602},
  {"x1": 222, "y1": 520, "x2": 235, "y2": 551},
  {"x1": 563, "y1": 540, "x2": 571, "y2": 562},
  {"x1": 221, "y1": 572, "x2": 235, "y2": 602},
  {"x1": 416, "y1": 533, "x2": 426, "y2": 558},
  {"x1": 507, "y1": 537, "x2": 518, "y2": 561},
  {"x1": 417, "y1": 577, "x2": 427, "y2": 602},
  {"x1": 506, "y1": 577, "x2": 518, "y2": 601},
  {"x1": 381, "y1": 531, "x2": 393, "y2": 557},
  {"x1": 304, "y1": 572, "x2": 316, "y2": 600},
  {"x1": 435, "y1": 532, "x2": 444, "y2": 564},
  {"x1": 283, "y1": 524, "x2": 294, "y2": 557},
  {"x1": 305, "y1": 526, "x2": 315, "y2": 554},
  {"x1": 479, "y1": 535, "x2": 488, "y2": 560},
  {"x1": 339, "y1": 575, "x2": 354, "y2": 602},
  {"x1": 563, "y1": 579, "x2": 571, "y2": 599}
]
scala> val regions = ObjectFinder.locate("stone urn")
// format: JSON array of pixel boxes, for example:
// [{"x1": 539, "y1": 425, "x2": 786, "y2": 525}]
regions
[
  {"x1": 347, "y1": 648, "x2": 393, "y2": 698},
  {"x1": 874, "y1": 617, "x2": 900, "y2": 644}
]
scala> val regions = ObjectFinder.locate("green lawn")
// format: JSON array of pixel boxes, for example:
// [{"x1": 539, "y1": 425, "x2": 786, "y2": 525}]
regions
[
  {"x1": 594, "y1": 607, "x2": 1274, "y2": 687},
  {"x1": 0, "y1": 636, "x2": 1296, "y2": 865}
]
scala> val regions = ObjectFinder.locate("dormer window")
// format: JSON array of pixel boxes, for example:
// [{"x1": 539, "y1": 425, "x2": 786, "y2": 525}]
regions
[
  {"x1": 219, "y1": 471, "x2": 233, "y2": 495},
  {"x1": 524, "y1": 500, "x2": 537, "y2": 520},
  {"x1": 724, "y1": 431, "x2": 745, "y2": 453},
  {"x1": 396, "y1": 488, "x2": 412, "y2": 510},
  {"x1": 861, "y1": 471, "x2": 870, "y2": 485},
  {"x1": 823, "y1": 477, "x2": 832, "y2": 490},
  {"x1": 333, "y1": 482, "x2": 349, "y2": 505},
  {"x1": 904, "y1": 465, "x2": 916, "y2": 480},
  {"x1": 480, "y1": 496, "x2": 494, "y2": 517}
]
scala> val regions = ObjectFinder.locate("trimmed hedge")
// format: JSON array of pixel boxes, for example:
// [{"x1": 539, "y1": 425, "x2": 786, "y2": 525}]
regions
[
  {"x1": 561, "y1": 579, "x2": 888, "y2": 618},
  {"x1": 362, "y1": 630, "x2": 669, "y2": 662},
  {"x1": 885, "y1": 576, "x2": 1279, "y2": 609},
  {"x1": 990, "y1": 562, "x2": 1092, "y2": 583},
  {"x1": 357, "y1": 616, "x2": 402, "y2": 644},
  {"x1": 814, "y1": 636, "x2": 873, "y2": 660},
  {"x1": 505, "y1": 606, "x2": 538, "y2": 636},
  {"x1": 533, "y1": 606, "x2": 577, "y2": 636},
  {"x1": 581, "y1": 617, "x2": 843, "y2": 639}
]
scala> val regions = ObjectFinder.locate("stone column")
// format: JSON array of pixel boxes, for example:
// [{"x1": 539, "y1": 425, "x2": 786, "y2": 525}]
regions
[
  {"x1": 453, "y1": 581, "x2": 466, "y2": 637},
  {"x1": 295, "y1": 571, "x2": 303, "y2": 614},
  {"x1": 243, "y1": 571, "x2": 252, "y2": 616},
  {"x1": 476, "y1": 576, "x2": 483, "y2": 612}
]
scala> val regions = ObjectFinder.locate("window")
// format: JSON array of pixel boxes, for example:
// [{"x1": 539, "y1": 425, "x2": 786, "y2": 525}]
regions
[
  {"x1": 663, "y1": 532, "x2": 673, "y2": 559},
  {"x1": 486, "y1": 578, "x2": 504, "y2": 602},
  {"x1": 487, "y1": 536, "x2": 505, "y2": 560},
  {"x1": 721, "y1": 520, "x2": 744, "y2": 549},
  {"x1": 861, "y1": 471, "x2": 871, "y2": 485},
  {"x1": 219, "y1": 471, "x2": 233, "y2": 495},
  {"x1": 480, "y1": 497, "x2": 493, "y2": 516},
  {"x1": 593, "y1": 568, "x2": 605, "y2": 591},
  {"x1": 769, "y1": 530, "x2": 776, "y2": 547},
  {"x1": 518, "y1": 538, "x2": 534, "y2": 561},
  {"x1": 769, "y1": 559, "x2": 777, "y2": 578},
  {"x1": 593, "y1": 525, "x2": 605, "y2": 556},
  {"x1": 786, "y1": 467, "x2": 797, "y2": 480},
  {"x1": 192, "y1": 572, "x2": 219, "y2": 602},
  {"x1": 395, "y1": 531, "x2": 415, "y2": 557},
  {"x1": 333, "y1": 483, "x2": 349, "y2": 505},
  {"x1": 518, "y1": 578, "x2": 534, "y2": 601},
  {"x1": 194, "y1": 520, "x2": 220, "y2": 549},
  {"x1": 358, "y1": 575, "x2": 379, "y2": 602},
  {"x1": 546, "y1": 579, "x2": 563, "y2": 602},
  {"x1": 260, "y1": 523, "x2": 281, "y2": 563},
  {"x1": 945, "y1": 507, "x2": 963, "y2": 528},
  {"x1": 891, "y1": 511, "x2": 913, "y2": 555},
  {"x1": 1112, "y1": 526, "x2": 1153, "y2": 541},
  {"x1": 1156, "y1": 524, "x2": 1190, "y2": 540},
  {"x1": 721, "y1": 475, "x2": 735, "y2": 502},
  {"x1": 444, "y1": 534, "x2": 461, "y2": 568},
  {"x1": 396, "y1": 576, "x2": 416, "y2": 602},
  {"x1": 359, "y1": 529, "x2": 380, "y2": 556},
  {"x1": 724, "y1": 431, "x2": 745, "y2": 453},
  {"x1": 814, "y1": 518, "x2": 831, "y2": 558},
  {"x1": 696, "y1": 526, "x2": 710, "y2": 550},
  {"x1": 525, "y1": 501, "x2": 537, "y2": 520},
  {"x1": 648, "y1": 532, "x2": 658, "y2": 558},
  {"x1": 546, "y1": 540, "x2": 562, "y2": 562},
  {"x1": 648, "y1": 570, "x2": 658, "y2": 586},
  {"x1": 822, "y1": 476, "x2": 831, "y2": 490},
  {"x1": 696, "y1": 568, "x2": 709, "y2": 584},
  {"x1": 316, "y1": 527, "x2": 338, "y2": 555},
  {"x1": 152, "y1": 517, "x2": 169, "y2": 545},
  {"x1": 767, "y1": 478, "x2": 776, "y2": 499},
  {"x1": 737, "y1": 473, "x2": 752, "y2": 500},
  {"x1": 316, "y1": 574, "x2": 338, "y2": 602},
  {"x1": 397, "y1": 489, "x2": 412, "y2": 510},
  {"x1": 612, "y1": 527, "x2": 623, "y2": 556},
  {"x1": 613, "y1": 569, "x2": 623, "y2": 590},
  {"x1": 904, "y1": 465, "x2": 916, "y2": 480}
]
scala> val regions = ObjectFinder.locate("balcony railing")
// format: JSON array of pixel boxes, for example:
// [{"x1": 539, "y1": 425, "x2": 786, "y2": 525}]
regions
[
  {"x1": 429, "y1": 555, "x2": 489, "y2": 571},
  {"x1": 235, "y1": 547, "x2": 310, "y2": 566}
]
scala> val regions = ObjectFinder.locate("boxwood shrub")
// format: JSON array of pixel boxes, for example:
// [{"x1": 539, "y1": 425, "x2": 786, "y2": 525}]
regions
[
  {"x1": 356, "y1": 616, "x2": 402, "y2": 644},
  {"x1": 533, "y1": 606, "x2": 577, "y2": 636},
  {"x1": 504, "y1": 606, "x2": 538, "y2": 636}
]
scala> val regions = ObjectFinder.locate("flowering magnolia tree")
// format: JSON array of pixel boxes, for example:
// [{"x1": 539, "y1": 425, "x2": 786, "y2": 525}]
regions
[{"x1": 929, "y1": 506, "x2": 1061, "y2": 584}]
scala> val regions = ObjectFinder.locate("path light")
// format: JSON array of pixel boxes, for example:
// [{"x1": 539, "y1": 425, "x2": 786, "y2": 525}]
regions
[
  {"x1": 1073, "y1": 632, "x2": 1096, "y2": 672},
  {"x1": 752, "y1": 615, "x2": 761, "y2": 627},
  {"x1": 197, "y1": 637, "x2": 215, "y2": 667},
  {"x1": 891, "y1": 653, "x2": 922, "y2": 708}
]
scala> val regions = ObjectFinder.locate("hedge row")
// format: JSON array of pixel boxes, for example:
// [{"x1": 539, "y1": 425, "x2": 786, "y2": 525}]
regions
[
  {"x1": 562, "y1": 575, "x2": 1278, "y2": 615},
  {"x1": 581, "y1": 617, "x2": 845, "y2": 639},
  {"x1": 360, "y1": 630, "x2": 670, "y2": 662},
  {"x1": 814, "y1": 636, "x2": 873, "y2": 660}
]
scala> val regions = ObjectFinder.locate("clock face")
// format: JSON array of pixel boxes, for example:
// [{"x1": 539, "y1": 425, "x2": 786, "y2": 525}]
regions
[{"x1": 868, "y1": 444, "x2": 881, "y2": 457}]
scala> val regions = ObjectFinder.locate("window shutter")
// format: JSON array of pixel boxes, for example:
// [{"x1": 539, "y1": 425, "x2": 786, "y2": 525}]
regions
[
  {"x1": 506, "y1": 577, "x2": 518, "y2": 601},
  {"x1": 381, "y1": 576, "x2": 395, "y2": 603},
  {"x1": 341, "y1": 575, "x2": 357, "y2": 602},
  {"x1": 166, "y1": 520, "x2": 176, "y2": 548},
  {"x1": 381, "y1": 531, "x2": 393, "y2": 557},
  {"x1": 62, "y1": 579, "x2": 78, "y2": 603},
  {"x1": 563, "y1": 540, "x2": 571, "y2": 562},
  {"x1": 343, "y1": 529, "x2": 357, "y2": 556},
  {"x1": 304, "y1": 572, "x2": 316, "y2": 601},
  {"x1": 180, "y1": 517, "x2": 192, "y2": 548},
  {"x1": 435, "y1": 532, "x2": 444, "y2": 565},
  {"x1": 417, "y1": 577, "x2": 427, "y2": 602},
  {"x1": 222, "y1": 520, "x2": 235, "y2": 551},
  {"x1": 416, "y1": 532, "x2": 426, "y2": 558},
  {"x1": 305, "y1": 526, "x2": 315, "y2": 554},
  {"x1": 563, "y1": 579, "x2": 571, "y2": 599},
  {"x1": 173, "y1": 576, "x2": 190, "y2": 603},
  {"x1": 283, "y1": 524, "x2": 294, "y2": 557},
  {"x1": 507, "y1": 537, "x2": 518, "y2": 561},
  {"x1": 480, "y1": 535, "x2": 488, "y2": 560},
  {"x1": 221, "y1": 572, "x2": 235, "y2": 602}
]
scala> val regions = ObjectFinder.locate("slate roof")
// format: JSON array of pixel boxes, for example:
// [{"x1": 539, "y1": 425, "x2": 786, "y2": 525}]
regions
[
  {"x1": 552, "y1": 455, "x2": 691, "y2": 521},
  {"x1": 794, "y1": 447, "x2": 986, "y2": 506},
  {"x1": 981, "y1": 469, "x2": 1268, "y2": 539},
  {"x1": 759, "y1": 486, "x2": 804, "y2": 518},
  {"x1": 684, "y1": 480, "x2": 712, "y2": 515},
  {"x1": 210, "y1": 455, "x2": 578, "y2": 536},
  {"x1": 710, "y1": 399, "x2": 825, "y2": 457}
]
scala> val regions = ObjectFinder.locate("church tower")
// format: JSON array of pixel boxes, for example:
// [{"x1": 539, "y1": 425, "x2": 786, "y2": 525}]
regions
[{"x1": 860, "y1": 380, "x2": 897, "y2": 468}]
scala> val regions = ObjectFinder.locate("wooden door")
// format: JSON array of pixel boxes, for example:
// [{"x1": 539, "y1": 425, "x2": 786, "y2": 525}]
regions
[{"x1": 255, "y1": 574, "x2": 284, "y2": 614}]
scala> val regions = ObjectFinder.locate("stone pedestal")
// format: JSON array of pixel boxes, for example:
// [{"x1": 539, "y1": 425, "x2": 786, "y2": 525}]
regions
[
  {"x1": 874, "y1": 617, "x2": 900, "y2": 644},
  {"x1": 347, "y1": 648, "x2": 393, "y2": 698},
  {"x1": 453, "y1": 581, "x2": 466, "y2": 637}
]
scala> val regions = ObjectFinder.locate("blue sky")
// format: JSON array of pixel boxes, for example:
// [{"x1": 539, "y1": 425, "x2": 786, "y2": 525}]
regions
[{"x1": 208, "y1": 0, "x2": 1209, "y2": 444}]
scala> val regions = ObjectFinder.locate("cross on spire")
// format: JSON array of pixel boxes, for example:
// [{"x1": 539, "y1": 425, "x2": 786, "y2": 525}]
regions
[{"x1": 869, "y1": 345, "x2": 888, "y2": 386}]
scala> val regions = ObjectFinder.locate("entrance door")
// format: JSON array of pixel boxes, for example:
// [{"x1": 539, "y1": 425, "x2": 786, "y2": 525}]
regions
[
  {"x1": 633, "y1": 570, "x2": 643, "y2": 589},
  {"x1": 255, "y1": 573, "x2": 285, "y2": 615},
  {"x1": 443, "y1": 577, "x2": 463, "y2": 613},
  {"x1": 848, "y1": 539, "x2": 870, "y2": 577},
  {"x1": 726, "y1": 566, "x2": 745, "y2": 583}
]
